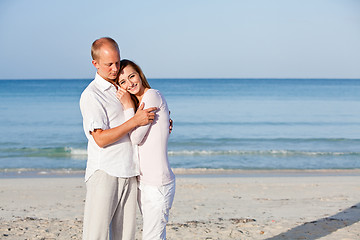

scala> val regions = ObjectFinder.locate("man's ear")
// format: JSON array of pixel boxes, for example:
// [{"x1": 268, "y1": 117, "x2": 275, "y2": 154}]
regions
[{"x1": 92, "y1": 59, "x2": 99, "y2": 69}]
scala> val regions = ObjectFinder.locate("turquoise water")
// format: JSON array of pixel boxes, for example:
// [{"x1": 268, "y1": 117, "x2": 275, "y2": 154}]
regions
[{"x1": 0, "y1": 78, "x2": 360, "y2": 170}]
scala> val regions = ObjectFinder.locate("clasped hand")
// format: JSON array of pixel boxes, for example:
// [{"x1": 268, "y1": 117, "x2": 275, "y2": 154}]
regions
[
  {"x1": 116, "y1": 88, "x2": 134, "y2": 110},
  {"x1": 116, "y1": 88, "x2": 157, "y2": 126},
  {"x1": 134, "y1": 103, "x2": 157, "y2": 126}
]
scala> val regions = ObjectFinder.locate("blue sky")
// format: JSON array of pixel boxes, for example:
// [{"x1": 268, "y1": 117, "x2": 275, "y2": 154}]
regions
[{"x1": 0, "y1": 0, "x2": 359, "y2": 79}]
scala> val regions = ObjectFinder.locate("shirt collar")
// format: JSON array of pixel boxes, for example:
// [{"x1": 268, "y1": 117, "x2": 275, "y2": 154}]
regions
[{"x1": 94, "y1": 73, "x2": 117, "y2": 91}]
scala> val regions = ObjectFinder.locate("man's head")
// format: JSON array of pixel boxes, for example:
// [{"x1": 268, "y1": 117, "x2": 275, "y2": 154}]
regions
[{"x1": 91, "y1": 37, "x2": 120, "y2": 82}]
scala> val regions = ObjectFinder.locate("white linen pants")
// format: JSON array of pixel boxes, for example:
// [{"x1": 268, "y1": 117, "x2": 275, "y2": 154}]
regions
[
  {"x1": 83, "y1": 170, "x2": 137, "y2": 240},
  {"x1": 138, "y1": 181, "x2": 176, "y2": 240}
]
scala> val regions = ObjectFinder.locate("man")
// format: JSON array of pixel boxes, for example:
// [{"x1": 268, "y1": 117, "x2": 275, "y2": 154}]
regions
[{"x1": 80, "y1": 37, "x2": 156, "y2": 240}]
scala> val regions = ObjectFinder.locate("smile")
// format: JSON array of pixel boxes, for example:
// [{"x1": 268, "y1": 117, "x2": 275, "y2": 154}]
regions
[{"x1": 128, "y1": 84, "x2": 138, "y2": 91}]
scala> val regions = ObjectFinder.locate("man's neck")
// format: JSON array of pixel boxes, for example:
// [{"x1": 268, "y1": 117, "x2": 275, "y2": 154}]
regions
[{"x1": 98, "y1": 73, "x2": 118, "y2": 89}]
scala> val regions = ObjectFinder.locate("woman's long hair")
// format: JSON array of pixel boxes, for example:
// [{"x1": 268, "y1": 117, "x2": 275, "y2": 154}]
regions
[{"x1": 118, "y1": 59, "x2": 151, "y2": 109}]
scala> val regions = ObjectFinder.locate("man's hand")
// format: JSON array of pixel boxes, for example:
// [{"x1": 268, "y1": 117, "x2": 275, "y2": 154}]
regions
[
  {"x1": 169, "y1": 111, "x2": 173, "y2": 134},
  {"x1": 90, "y1": 103, "x2": 157, "y2": 148},
  {"x1": 133, "y1": 103, "x2": 157, "y2": 126},
  {"x1": 116, "y1": 88, "x2": 134, "y2": 110}
]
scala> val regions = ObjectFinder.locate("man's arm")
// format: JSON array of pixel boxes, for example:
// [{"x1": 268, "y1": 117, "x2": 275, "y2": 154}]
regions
[{"x1": 91, "y1": 104, "x2": 156, "y2": 148}]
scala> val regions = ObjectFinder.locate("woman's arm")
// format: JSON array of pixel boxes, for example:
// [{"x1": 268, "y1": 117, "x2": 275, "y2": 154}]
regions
[{"x1": 130, "y1": 90, "x2": 162, "y2": 145}]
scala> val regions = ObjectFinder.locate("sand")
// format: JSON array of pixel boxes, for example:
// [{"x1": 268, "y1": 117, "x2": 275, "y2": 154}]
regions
[{"x1": 0, "y1": 169, "x2": 360, "y2": 240}]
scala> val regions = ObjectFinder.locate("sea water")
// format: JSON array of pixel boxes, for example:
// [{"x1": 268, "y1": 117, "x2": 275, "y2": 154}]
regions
[{"x1": 0, "y1": 78, "x2": 359, "y2": 170}]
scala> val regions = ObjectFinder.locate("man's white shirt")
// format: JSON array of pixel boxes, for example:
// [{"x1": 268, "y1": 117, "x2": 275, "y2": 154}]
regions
[{"x1": 80, "y1": 73, "x2": 139, "y2": 181}]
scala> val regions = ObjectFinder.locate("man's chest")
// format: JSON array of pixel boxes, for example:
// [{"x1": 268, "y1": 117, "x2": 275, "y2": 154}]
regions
[{"x1": 98, "y1": 89, "x2": 125, "y2": 127}]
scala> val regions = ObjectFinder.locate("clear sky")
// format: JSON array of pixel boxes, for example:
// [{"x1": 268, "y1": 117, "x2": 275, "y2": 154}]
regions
[{"x1": 0, "y1": 0, "x2": 359, "y2": 79}]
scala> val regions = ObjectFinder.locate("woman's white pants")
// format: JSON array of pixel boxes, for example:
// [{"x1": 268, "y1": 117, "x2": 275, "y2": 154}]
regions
[{"x1": 138, "y1": 181, "x2": 176, "y2": 240}]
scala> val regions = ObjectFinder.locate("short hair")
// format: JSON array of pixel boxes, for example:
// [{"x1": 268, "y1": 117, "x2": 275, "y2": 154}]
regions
[{"x1": 91, "y1": 37, "x2": 119, "y2": 60}]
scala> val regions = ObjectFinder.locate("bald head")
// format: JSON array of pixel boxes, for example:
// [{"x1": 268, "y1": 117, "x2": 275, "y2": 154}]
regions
[
  {"x1": 91, "y1": 37, "x2": 120, "y2": 61},
  {"x1": 91, "y1": 37, "x2": 121, "y2": 82}
]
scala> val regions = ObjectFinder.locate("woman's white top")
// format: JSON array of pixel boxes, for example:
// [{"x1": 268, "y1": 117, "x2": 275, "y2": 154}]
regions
[{"x1": 126, "y1": 89, "x2": 175, "y2": 186}]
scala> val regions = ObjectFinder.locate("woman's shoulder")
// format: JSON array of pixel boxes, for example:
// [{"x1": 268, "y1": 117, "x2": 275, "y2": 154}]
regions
[
  {"x1": 144, "y1": 88, "x2": 164, "y2": 99},
  {"x1": 146, "y1": 88, "x2": 161, "y2": 94},
  {"x1": 143, "y1": 89, "x2": 167, "y2": 107}
]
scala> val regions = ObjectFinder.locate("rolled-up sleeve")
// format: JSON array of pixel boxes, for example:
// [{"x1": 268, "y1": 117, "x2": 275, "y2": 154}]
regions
[{"x1": 80, "y1": 91, "x2": 108, "y2": 139}]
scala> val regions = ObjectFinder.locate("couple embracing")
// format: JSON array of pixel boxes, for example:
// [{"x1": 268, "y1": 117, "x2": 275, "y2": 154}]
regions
[{"x1": 80, "y1": 37, "x2": 175, "y2": 240}]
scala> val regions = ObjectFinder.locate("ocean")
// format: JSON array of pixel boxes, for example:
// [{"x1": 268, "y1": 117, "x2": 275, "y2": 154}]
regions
[{"x1": 1, "y1": 78, "x2": 360, "y2": 171}]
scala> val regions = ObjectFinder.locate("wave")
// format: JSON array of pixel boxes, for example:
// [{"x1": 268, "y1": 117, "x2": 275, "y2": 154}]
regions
[
  {"x1": 1, "y1": 142, "x2": 359, "y2": 159},
  {"x1": 65, "y1": 147, "x2": 87, "y2": 156},
  {"x1": 169, "y1": 137, "x2": 360, "y2": 146},
  {"x1": 0, "y1": 147, "x2": 87, "y2": 159},
  {"x1": 168, "y1": 150, "x2": 360, "y2": 157},
  {"x1": 0, "y1": 146, "x2": 359, "y2": 170}
]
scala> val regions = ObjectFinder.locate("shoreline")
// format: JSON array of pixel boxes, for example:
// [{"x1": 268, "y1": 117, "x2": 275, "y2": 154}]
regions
[
  {"x1": 1, "y1": 172, "x2": 359, "y2": 239},
  {"x1": 0, "y1": 168, "x2": 359, "y2": 178}
]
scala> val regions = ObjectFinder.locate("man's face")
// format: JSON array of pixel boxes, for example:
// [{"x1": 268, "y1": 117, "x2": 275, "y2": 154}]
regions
[{"x1": 93, "y1": 45, "x2": 120, "y2": 82}]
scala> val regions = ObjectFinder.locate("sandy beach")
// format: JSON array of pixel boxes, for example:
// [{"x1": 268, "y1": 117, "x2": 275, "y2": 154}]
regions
[{"x1": 1, "y1": 169, "x2": 360, "y2": 240}]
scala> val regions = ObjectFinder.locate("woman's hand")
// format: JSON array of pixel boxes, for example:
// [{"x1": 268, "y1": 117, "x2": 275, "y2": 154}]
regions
[{"x1": 116, "y1": 88, "x2": 134, "y2": 110}]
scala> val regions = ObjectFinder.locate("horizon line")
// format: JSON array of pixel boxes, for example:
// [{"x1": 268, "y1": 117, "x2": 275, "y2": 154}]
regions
[{"x1": 1, "y1": 77, "x2": 360, "y2": 81}]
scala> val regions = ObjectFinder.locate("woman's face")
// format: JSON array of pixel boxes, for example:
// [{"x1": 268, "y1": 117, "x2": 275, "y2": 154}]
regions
[{"x1": 118, "y1": 65, "x2": 143, "y2": 95}]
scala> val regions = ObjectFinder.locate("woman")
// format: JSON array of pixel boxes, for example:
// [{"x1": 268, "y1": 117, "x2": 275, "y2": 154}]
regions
[{"x1": 116, "y1": 59, "x2": 175, "y2": 240}]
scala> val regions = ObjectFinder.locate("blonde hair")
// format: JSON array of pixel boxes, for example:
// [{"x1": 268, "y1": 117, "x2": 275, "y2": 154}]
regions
[{"x1": 91, "y1": 37, "x2": 119, "y2": 60}]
